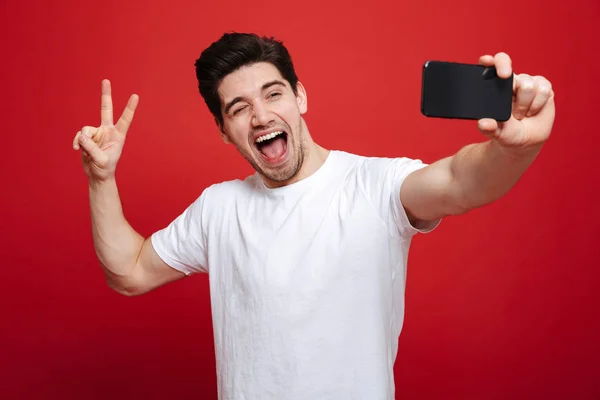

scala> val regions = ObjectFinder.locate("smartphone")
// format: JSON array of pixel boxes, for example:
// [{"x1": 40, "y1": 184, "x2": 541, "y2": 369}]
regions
[{"x1": 420, "y1": 60, "x2": 513, "y2": 121}]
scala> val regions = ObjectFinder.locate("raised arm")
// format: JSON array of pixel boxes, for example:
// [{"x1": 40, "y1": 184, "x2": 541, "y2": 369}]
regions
[
  {"x1": 401, "y1": 52, "x2": 556, "y2": 223},
  {"x1": 73, "y1": 80, "x2": 185, "y2": 296}
]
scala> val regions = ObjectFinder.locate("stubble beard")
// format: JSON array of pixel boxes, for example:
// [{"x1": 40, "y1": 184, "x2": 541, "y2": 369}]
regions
[{"x1": 236, "y1": 129, "x2": 308, "y2": 185}]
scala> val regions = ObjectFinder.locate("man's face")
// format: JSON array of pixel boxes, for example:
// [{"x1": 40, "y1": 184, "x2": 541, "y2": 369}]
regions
[{"x1": 217, "y1": 62, "x2": 308, "y2": 187}]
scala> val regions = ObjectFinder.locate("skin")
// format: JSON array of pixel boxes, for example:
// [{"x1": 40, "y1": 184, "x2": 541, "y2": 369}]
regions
[
  {"x1": 401, "y1": 52, "x2": 555, "y2": 223},
  {"x1": 73, "y1": 51, "x2": 555, "y2": 295},
  {"x1": 216, "y1": 62, "x2": 328, "y2": 188}
]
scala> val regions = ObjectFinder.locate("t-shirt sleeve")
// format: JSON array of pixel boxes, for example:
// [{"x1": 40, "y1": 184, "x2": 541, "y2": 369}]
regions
[
  {"x1": 359, "y1": 156, "x2": 441, "y2": 239},
  {"x1": 150, "y1": 192, "x2": 209, "y2": 275}
]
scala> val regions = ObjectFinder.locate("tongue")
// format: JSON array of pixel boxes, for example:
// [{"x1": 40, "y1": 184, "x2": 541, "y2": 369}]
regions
[{"x1": 260, "y1": 136, "x2": 286, "y2": 160}]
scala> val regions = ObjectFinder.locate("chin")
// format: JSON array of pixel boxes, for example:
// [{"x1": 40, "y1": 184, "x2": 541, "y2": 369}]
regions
[
  {"x1": 258, "y1": 147, "x2": 305, "y2": 186},
  {"x1": 236, "y1": 129, "x2": 306, "y2": 186},
  {"x1": 259, "y1": 158, "x2": 300, "y2": 184}
]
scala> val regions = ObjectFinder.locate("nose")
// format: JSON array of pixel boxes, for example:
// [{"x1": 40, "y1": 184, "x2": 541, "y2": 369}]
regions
[{"x1": 251, "y1": 101, "x2": 275, "y2": 127}]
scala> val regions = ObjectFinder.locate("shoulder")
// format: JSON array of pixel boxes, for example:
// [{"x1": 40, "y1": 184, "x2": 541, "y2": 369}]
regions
[
  {"x1": 198, "y1": 173, "x2": 260, "y2": 206},
  {"x1": 333, "y1": 150, "x2": 427, "y2": 180},
  {"x1": 330, "y1": 149, "x2": 367, "y2": 165}
]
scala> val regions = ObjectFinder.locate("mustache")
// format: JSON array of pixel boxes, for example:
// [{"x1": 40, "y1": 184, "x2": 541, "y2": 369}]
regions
[{"x1": 251, "y1": 123, "x2": 289, "y2": 136}]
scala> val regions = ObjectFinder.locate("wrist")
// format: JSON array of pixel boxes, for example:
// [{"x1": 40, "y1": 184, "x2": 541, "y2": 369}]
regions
[
  {"x1": 88, "y1": 176, "x2": 117, "y2": 191},
  {"x1": 489, "y1": 138, "x2": 543, "y2": 161}
]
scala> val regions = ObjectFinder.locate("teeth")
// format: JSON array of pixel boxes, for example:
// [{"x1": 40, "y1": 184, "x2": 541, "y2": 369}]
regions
[{"x1": 255, "y1": 131, "x2": 283, "y2": 143}]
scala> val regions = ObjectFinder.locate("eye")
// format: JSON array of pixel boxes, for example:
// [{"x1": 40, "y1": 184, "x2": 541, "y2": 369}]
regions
[
  {"x1": 232, "y1": 105, "x2": 248, "y2": 116},
  {"x1": 268, "y1": 92, "x2": 281, "y2": 99}
]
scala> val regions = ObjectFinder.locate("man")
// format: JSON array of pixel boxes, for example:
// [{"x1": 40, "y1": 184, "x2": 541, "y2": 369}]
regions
[{"x1": 73, "y1": 33, "x2": 555, "y2": 399}]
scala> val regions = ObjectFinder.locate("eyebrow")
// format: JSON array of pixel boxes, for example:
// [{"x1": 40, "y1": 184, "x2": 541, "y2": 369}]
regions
[{"x1": 223, "y1": 80, "x2": 287, "y2": 115}]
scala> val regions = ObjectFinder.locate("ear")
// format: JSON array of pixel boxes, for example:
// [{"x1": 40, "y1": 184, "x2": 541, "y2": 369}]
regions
[
  {"x1": 216, "y1": 117, "x2": 232, "y2": 144},
  {"x1": 295, "y1": 81, "x2": 308, "y2": 114}
]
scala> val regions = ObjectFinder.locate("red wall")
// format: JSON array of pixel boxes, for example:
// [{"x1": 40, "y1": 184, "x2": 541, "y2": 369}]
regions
[{"x1": 1, "y1": 0, "x2": 599, "y2": 398}]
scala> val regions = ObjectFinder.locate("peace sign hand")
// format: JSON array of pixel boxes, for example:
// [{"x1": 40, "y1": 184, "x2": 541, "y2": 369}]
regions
[{"x1": 73, "y1": 79, "x2": 139, "y2": 182}]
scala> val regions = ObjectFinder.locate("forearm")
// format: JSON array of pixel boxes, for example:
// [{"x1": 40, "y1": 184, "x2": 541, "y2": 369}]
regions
[
  {"x1": 88, "y1": 178, "x2": 144, "y2": 287},
  {"x1": 403, "y1": 58, "x2": 554, "y2": 223},
  {"x1": 450, "y1": 139, "x2": 542, "y2": 211}
]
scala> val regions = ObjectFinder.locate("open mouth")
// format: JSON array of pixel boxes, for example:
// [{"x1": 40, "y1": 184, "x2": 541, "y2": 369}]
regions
[{"x1": 254, "y1": 131, "x2": 288, "y2": 163}]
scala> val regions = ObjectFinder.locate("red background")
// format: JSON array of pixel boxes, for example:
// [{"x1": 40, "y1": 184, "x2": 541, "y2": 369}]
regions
[{"x1": 1, "y1": 0, "x2": 599, "y2": 398}]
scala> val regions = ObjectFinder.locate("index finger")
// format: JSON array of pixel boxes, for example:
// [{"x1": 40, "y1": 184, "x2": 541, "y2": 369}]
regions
[
  {"x1": 479, "y1": 53, "x2": 515, "y2": 89},
  {"x1": 493, "y1": 52, "x2": 512, "y2": 79},
  {"x1": 478, "y1": 54, "x2": 495, "y2": 66},
  {"x1": 101, "y1": 79, "x2": 113, "y2": 125}
]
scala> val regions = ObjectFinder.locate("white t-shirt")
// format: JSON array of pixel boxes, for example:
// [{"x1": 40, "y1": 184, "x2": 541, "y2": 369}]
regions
[{"x1": 151, "y1": 150, "x2": 440, "y2": 399}]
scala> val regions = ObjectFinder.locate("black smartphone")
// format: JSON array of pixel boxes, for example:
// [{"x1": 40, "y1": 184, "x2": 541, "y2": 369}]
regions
[{"x1": 420, "y1": 60, "x2": 513, "y2": 121}]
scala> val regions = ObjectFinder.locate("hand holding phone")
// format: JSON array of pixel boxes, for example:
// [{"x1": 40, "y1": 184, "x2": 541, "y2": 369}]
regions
[
  {"x1": 420, "y1": 61, "x2": 513, "y2": 122},
  {"x1": 420, "y1": 53, "x2": 555, "y2": 155}
]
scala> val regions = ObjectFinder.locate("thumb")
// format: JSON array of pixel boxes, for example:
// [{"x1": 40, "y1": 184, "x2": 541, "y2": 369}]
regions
[
  {"x1": 478, "y1": 118, "x2": 501, "y2": 139},
  {"x1": 78, "y1": 133, "x2": 108, "y2": 167}
]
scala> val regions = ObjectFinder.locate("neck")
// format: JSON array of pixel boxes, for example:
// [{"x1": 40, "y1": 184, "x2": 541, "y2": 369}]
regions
[{"x1": 293, "y1": 142, "x2": 330, "y2": 182}]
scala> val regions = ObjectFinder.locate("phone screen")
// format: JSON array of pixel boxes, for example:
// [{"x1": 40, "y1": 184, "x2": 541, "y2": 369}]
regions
[{"x1": 421, "y1": 61, "x2": 513, "y2": 121}]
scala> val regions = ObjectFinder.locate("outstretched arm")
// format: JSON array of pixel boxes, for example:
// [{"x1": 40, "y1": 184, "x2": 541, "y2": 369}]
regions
[{"x1": 401, "y1": 53, "x2": 556, "y2": 223}]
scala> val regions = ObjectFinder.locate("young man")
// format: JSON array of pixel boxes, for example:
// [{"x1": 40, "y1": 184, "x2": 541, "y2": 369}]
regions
[{"x1": 73, "y1": 33, "x2": 555, "y2": 399}]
